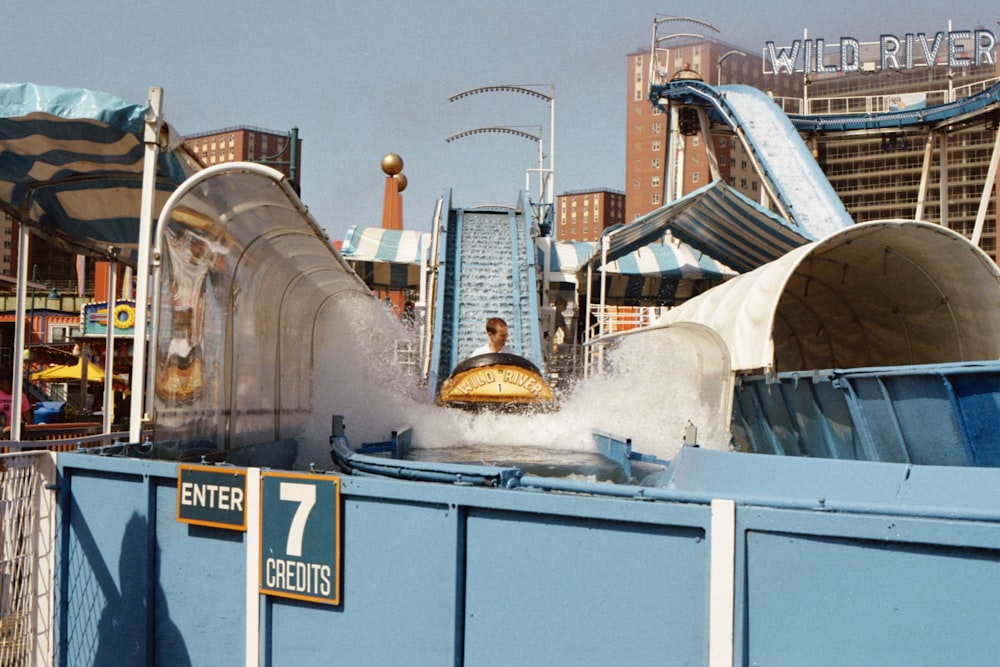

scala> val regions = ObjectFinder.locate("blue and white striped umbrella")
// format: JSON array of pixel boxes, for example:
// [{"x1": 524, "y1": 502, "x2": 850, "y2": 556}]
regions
[{"x1": 0, "y1": 82, "x2": 200, "y2": 264}]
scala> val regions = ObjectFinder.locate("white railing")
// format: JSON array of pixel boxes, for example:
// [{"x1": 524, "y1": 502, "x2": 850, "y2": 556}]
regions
[
  {"x1": 0, "y1": 451, "x2": 55, "y2": 666},
  {"x1": 774, "y1": 77, "x2": 1000, "y2": 118},
  {"x1": 580, "y1": 305, "x2": 666, "y2": 377}
]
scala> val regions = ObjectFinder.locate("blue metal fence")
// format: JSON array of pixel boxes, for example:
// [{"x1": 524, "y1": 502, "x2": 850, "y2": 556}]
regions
[{"x1": 55, "y1": 444, "x2": 1000, "y2": 665}]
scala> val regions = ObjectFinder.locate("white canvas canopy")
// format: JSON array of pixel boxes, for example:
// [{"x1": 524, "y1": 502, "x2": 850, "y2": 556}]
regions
[{"x1": 656, "y1": 221, "x2": 1000, "y2": 373}]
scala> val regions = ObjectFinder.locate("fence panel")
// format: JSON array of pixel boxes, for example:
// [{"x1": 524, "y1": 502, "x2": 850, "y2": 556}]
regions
[{"x1": 0, "y1": 451, "x2": 56, "y2": 667}]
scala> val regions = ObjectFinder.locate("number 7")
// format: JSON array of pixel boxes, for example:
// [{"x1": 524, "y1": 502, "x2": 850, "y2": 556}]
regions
[{"x1": 279, "y1": 482, "x2": 316, "y2": 557}]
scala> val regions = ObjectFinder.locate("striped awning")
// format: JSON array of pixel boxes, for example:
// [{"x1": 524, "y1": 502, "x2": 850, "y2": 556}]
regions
[
  {"x1": 0, "y1": 82, "x2": 200, "y2": 264},
  {"x1": 547, "y1": 238, "x2": 734, "y2": 281},
  {"x1": 584, "y1": 180, "x2": 814, "y2": 275},
  {"x1": 340, "y1": 225, "x2": 431, "y2": 289},
  {"x1": 543, "y1": 237, "x2": 736, "y2": 305}
]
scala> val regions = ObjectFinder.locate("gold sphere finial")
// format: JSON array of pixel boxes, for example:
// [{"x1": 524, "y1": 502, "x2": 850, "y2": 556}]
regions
[
  {"x1": 393, "y1": 173, "x2": 408, "y2": 192},
  {"x1": 381, "y1": 153, "x2": 403, "y2": 176}
]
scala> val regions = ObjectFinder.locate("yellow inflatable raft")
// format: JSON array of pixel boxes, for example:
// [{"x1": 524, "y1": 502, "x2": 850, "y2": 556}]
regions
[{"x1": 439, "y1": 353, "x2": 556, "y2": 411}]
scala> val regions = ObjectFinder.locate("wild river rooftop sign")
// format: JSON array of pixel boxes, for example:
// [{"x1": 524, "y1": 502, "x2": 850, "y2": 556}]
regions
[{"x1": 764, "y1": 28, "x2": 997, "y2": 75}]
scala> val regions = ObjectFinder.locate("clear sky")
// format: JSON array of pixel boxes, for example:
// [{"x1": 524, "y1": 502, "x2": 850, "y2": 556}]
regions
[{"x1": 6, "y1": 1, "x2": 998, "y2": 242}]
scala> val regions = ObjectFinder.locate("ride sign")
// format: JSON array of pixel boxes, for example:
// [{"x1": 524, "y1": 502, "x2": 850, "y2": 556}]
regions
[
  {"x1": 177, "y1": 465, "x2": 247, "y2": 530},
  {"x1": 260, "y1": 471, "x2": 341, "y2": 605}
]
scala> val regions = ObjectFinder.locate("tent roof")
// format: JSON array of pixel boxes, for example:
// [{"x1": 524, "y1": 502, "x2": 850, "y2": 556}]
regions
[
  {"x1": 579, "y1": 179, "x2": 814, "y2": 275},
  {"x1": 546, "y1": 238, "x2": 735, "y2": 282},
  {"x1": 657, "y1": 221, "x2": 1000, "y2": 373},
  {"x1": 340, "y1": 225, "x2": 430, "y2": 289},
  {"x1": 341, "y1": 225, "x2": 430, "y2": 264},
  {"x1": 31, "y1": 357, "x2": 126, "y2": 385},
  {"x1": 0, "y1": 82, "x2": 200, "y2": 264}
]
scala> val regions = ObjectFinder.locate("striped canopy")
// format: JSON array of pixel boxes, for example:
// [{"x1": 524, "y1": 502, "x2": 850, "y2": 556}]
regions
[
  {"x1": 548, "y1": 239, "x2": 734, "y2": 280},
  {"x1": 585, "y1": 179, "x2": 814, "y2": 275},
  {"x1": 340, "y1": 225, "x2": 431, "y2": 289},
  {"x1": 0, "y1": 83, "x2": 200, "y2": 264},
  {"x1": 544, "y1": 237, "x2": 736, "y2": 305}
]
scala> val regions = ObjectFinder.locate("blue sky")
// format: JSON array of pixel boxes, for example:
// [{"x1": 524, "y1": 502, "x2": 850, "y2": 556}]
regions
[{"x1": 6, "y1": 1, "x2": 998, "y2": 242}]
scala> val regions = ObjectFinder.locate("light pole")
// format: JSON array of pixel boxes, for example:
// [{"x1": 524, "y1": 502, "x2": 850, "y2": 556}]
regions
[
  {"x1": 650, "y1": 15, "x2": 719, "y2": 85},
  {"x1": 445, "y1": 126, "x2": 544, "y2": 202},
  {"x1": 717, "y1": 50, "x2": 747, "y2": 85},
  {"x1": 448, "y1": 84, "x2": 555, "y2": 215}
]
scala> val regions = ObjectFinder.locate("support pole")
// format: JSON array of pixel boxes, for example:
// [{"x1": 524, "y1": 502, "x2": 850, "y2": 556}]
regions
[
  {"x1": 102, "y1": 250, "x2": 119, "y2": 434},
  {"x1": 940, "y1": 132, "x2": 950, "y2": 228},
  {"x1": 129, "y1": 86, "x2": 163, "y2": 444},
  {"x1": 915, "y1": 130, "x2": 936, "y2": 221},
  {"x1": 698, "y1": 107, "x2": 721, "y2": 182},
  {"x1": 971, "y1": 127, "x2": 1000, "y2": 247},
  {"x1": 665, "y1": 104, "x2": 680, "y2": 204},
  {"x1": 10, "y1": 229, "x2": 30, "y2": 440}
]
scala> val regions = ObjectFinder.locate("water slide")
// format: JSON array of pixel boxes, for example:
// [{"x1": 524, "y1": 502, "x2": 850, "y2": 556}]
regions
[
  {"x1": 427, "y1": 191, "x2": 544, "y2": 393},
  {"x1": 651, "y1": 79, "x2": 1000, "y2": 240},
  {"x1": 789, "y1": 80, "x2": 1000, "y2": 132},
  {"x1": 652, "y1": 80, "x2": 856, "y2": 240}
]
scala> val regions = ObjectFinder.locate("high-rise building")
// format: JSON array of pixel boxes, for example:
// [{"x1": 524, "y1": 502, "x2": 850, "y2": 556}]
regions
[
  {"x1": 555, "y1": 188, "x2": 626, "y2": 241},
  {"x1": 183, "y1": 126, "x2": 302, "y2": 188}
]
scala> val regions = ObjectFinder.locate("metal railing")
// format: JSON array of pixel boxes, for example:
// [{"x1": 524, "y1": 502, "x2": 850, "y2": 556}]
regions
[{"x1": 0, "y1": 451, "x2": 55, "y2": 666}]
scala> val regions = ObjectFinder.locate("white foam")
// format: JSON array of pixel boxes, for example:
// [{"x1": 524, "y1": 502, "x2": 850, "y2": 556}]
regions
[{"x1": 297, "y1": 301, "x2": 732, "y2": 471}]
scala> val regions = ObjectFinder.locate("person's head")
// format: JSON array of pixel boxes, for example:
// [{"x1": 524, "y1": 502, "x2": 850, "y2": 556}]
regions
[
  {"x1": 485, "y1": 317, "x2": 509, "y2": 351},
  {"x1": 554, "y1": 297, "x2": 567, "y2": 312},
  {"x1": 0, "y1": 370, "x2": 11, "y2": 394}
]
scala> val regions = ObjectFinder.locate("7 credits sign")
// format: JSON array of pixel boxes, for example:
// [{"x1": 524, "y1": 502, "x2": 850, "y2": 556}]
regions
[{"x1": 260, "y1": 472, "x2": 341, "y2": 605}]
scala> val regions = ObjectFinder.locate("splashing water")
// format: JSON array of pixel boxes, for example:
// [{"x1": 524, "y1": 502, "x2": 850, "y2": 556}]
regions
[{"x1": 297, "y1": 299, "x2": 731, "y2": 473}]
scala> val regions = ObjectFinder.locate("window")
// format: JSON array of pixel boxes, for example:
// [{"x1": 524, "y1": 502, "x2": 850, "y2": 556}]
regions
[
  {"x1": 50, "y1": 325, "x2": 79, "y2": 343},
  {"x1": 692, "y1": 171, "x2": 700, "y2": 183},
  {"x1": 652, "y1": 158, "x2": 661, "y2": 169},
  {"x1": 653, "y1": 122, "x2": 662, "y2": 134},
  {"x1": 652, "y1": 194, "x2": 661, "y2": 205},
  {"x1": 652, "y1": 176, "x2": 661, "y2": 187},
  {"x1": 719, "y1": 156, "x2": 727, "y2": 167},
  {"x1": 652, "y1": 140, "x2": 661, "y2": 152},
  {"x1": 692, "y1": 136, "x2": 700, "y2": 146}
]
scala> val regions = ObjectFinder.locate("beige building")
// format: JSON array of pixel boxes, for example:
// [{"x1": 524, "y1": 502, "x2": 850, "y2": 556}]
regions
[{"x1": 800, "y1": 55, "x2": 1000, "y2": 259}]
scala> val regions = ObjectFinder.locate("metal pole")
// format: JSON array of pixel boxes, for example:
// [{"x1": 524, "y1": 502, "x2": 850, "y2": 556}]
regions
[
  {"x1": 11, "y1": 229, "x2": 30, "y2": 439},
  {"x1": 421, "y1": 197, "x2": 444, "y2": 383},
  {"x1": 289, "y1": 127, "x2": 299, "y2": 185},
  {"x1": 971, "y1": 127, "x2": 1000, "y2": 246},
  {"x1": 129, "y1": 86, "x2": 163, "y2": 443},
  {"x1": 548, "y1": 87, "x2": 555, "y2": 209},
  {"x1": 102, "y1": 249, "x2": 119, "y2": 433},
  {"x1": 915, "y1": 130, "x2": 936, "y2": 221}
]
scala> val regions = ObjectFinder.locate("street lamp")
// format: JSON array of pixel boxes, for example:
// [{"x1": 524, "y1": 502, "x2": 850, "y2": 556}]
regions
[
  {"x1": 650, "y1": 15, "x2": 719, "y2": 85},
  {"x1": 445, "y1": 126, "x2": 545, "y2": 203},
  {"x1": 448, "y1": 84, "x2": 555, "y2": 212},
  {"x1": 717, "y1": 50, "x2": 747, "y2": 85}
]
